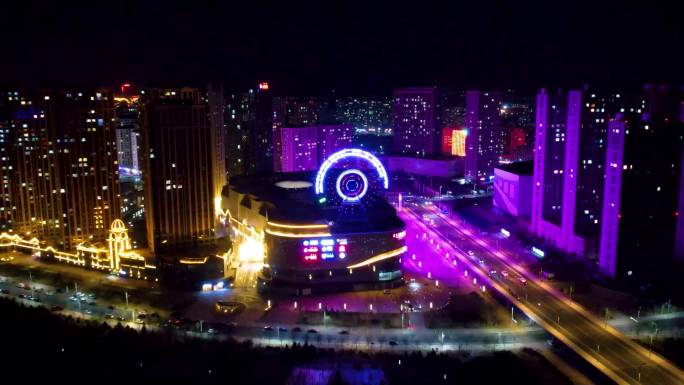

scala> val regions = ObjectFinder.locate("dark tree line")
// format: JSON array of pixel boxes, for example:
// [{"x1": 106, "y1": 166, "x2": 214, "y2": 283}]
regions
[{"x1": 0, "y1": 298, "x2": 569, "y2": 384}]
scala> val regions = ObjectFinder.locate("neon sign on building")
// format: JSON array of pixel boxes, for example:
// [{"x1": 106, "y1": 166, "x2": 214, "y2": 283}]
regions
[{"x1": 302, "y1": 238, "x2": 348, "y2": 262}]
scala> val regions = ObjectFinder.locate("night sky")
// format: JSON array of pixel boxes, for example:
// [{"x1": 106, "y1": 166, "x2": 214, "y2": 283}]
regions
[{"x1": 2, "y1": 1, "x2": 682, "y2": 95}]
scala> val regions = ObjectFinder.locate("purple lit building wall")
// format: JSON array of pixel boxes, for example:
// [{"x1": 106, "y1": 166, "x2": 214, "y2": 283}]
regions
[
  {"x1": 319, "y1": 124, "x2": 353, "y2": 162},
  {"x1": 276, "y1": 126, "x2": 319, "y2": 172},
  {"x1": 464, "y1": 91, "x2": 502, "y2": 181},
  {"x1": 598, "y1": 119, "x2": 625, "y2": 277},
  {"x1": 530, "y1": 86, "x2": 632, "y2": 263},
  {"x1": 393, "y1": 87, "x2": 439, "y2": 157},
  {"x1": 493, "y1": 163, "x2": 533, "y2": 218},
  {"x1": 383, "y1": 155, "x2": 463, "y2": 178},
  {"x1": 676, "y1": 145, "x2": 684, "y2": 263},
  {"x1": 530, "y1": 89, "x2": 587, "y2": 256}
]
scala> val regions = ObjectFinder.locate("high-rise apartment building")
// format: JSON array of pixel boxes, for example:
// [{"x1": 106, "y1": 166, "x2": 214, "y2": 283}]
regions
[
  {"x1": 531, "y1": 86, "x2": 638, "y2": 261},
  {"x1": 393, "y1": 87, "x2": 440, "y2": 157},
  {"x1": 599, "y1": 85, "x2": 684, "y2": 278},
  {"x1": 115, "y1": 98, "x2": 140, "y2": 173},
  {"x1": 0, "y1": 89, "x2": 121, "y2": 249},
  {"x1": 226, "y1": 83, "x2": 273, "y2": 177},
  {"x1": 139, "y1": 87, "x2": 225, "y2": 253},
  {"x1": 464, "y1": 91, "x2": 502, "y2": 180}
]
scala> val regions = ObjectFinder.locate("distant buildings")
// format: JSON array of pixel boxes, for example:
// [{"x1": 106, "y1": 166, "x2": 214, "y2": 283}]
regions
[
  {"x1": 0, "y1": 89, "x2": 121, "y2": 249},
  {"x1": 393, "y1": 87, "x2": 440, "y2": 157},
  {"x1": 464, "y1": 91, "x2": 502, "y2": 181},
  {"x1": 225, "y1": 83, "x2": 273, "y2": 177},
  {"x1": 139, "y1": 87, "x2": 225, "y2": 253},
  {"x1": 335, "y1": 96, "x2": 393, "y2": 135},
  {"x1": 273, "y1": 96, "x2": 320, "y2": 128},
  {"x1": 507, "y1": 128, "x2": 526, "y2": 157}
]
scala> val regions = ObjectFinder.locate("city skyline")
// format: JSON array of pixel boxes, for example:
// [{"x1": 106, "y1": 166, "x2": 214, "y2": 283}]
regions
[{"x1": 1, "y1": 3, "x2": 683, "y2": 385}]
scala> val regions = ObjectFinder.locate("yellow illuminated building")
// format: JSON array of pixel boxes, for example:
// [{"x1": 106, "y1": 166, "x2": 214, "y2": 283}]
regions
[
  {"x1": 0, "y1": 220, "x2": 155, "y2": 279},
  {"x1": 451, "y1": 129, "x2": 467, "y2": 157}
]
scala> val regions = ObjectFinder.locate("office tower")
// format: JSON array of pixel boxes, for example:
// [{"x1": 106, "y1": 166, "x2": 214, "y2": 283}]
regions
[
  {"x1": 115, "y1": 97, "x2": 140, "y2": 173},
  {"x1": 501, "y1": 97, "x2": 535, "y2": 131},
  {"x1": 600, "y1": 85, "x2": 684, "y2": 278},
  {"x1": 464, "y1": 91, "x2": 502, "y2": 180},
  {"x1": 393, "y1": 87, "x2": 440, "y2": 156},
  {"x1": 140, "y1": 87, "x2": 225, "y2": 253},
  {"x1": 226, "y1": 82, "x2": 273, "y2": 177},
  {"x1": 335, "y1": 96, "x2": 393, "y2": 134},
  {"x1": 274, "y1": 126, "x2": 319, "y2": 172},
  {"x1": 531, "y1": 87, "x2": 628, "y2": 260},
  {"x1": 0, "y1": 89, "x2": 121, "y2": 249}
]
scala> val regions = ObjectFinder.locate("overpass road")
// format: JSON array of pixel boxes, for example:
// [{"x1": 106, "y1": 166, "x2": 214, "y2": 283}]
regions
[{"x1": 402, "y1": 204, "x2": 684, "y2": 385}]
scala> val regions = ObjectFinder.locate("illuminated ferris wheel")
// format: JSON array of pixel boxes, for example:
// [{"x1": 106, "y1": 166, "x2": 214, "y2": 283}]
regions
[{"x1": 315, "y1": 148, "x2": 389, "y2": 206}]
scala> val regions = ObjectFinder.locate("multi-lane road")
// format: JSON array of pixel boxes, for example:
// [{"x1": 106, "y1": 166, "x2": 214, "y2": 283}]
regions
[{"x1": 402, "y1": 202, "x2": 684, "y2": 385}]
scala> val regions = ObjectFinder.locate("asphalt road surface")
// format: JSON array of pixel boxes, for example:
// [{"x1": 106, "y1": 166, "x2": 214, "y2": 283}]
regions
[{"x1": 402, "y1": 203, "x2": 684, "y2": 385}]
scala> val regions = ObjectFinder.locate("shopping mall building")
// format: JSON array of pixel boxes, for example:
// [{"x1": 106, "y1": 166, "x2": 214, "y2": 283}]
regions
[{"x1": 220, "y1": 149, "x2": 406, "y2": 293}]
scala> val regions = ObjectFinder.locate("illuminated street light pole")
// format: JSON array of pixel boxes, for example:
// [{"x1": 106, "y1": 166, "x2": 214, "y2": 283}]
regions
[{"x1": 29, "y1": 271, "x2": 34, "y2": 299}]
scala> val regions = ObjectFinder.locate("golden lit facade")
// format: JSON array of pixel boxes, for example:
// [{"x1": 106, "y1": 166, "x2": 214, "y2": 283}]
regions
[
  {"x1": 222, "y1": 175, "x2": 405, "y2": 291},
  {"x1": 0, "y1": 90, "x2": 121, "y2": 250},
  {"x1": 0, "y1": 219, "x2": 155, "y2": 279},
  {"x1": 140, "y1": 88, "x2": 225, "y2": 253}
]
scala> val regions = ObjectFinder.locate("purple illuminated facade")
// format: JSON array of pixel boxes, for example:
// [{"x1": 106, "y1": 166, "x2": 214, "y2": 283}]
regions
[
  {"x1": 275, "y1": 126, "x2": 319, "y2": 172},
  {"x1": 318, "y1": 124, "x2": 353, "y2": 163},
  {"x1": 383, "y1": 155, "x2": 463, "y2": 178},
  {"x1": 493, "y1": 162, "x2": 533, "y2": 218},
  {"x1": 464, "y1": 91, "x2": 502, "y2": 181},
  {"x1": 392, "y1": 87, "x2": 440, "y2": 157},
  {"x1": 531, "y1": 89, "x2": 589, "y2": 257},
  {"x1": 274, "y1": 123, "x2": 353, "y2": 173},
  {"x1": 531, "y1": 85, "x2": 684, "y2": 278},
  {"x1": 598, "y1": 119, "x2": 625, "y2": 277}
]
